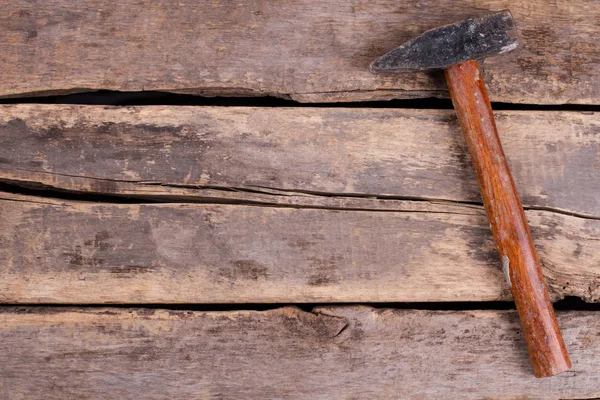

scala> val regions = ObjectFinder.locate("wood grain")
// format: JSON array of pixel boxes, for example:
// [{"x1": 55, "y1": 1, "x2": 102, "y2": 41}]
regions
[
  {"x1": 1, "y1": 306, "x2": 599, "y2": 399},
  {"x1": 446, "y1": 60, "x2": 570, "y2": 377},
  {"x1": 1, "y1": 193, "x2": 598, "y2": 304},
  {"x1": 0, "y1": 105, "x2": 598, "y2": 218},
  {"x1": 0, "y1": 0, "x2": 599, "y2": 104}
]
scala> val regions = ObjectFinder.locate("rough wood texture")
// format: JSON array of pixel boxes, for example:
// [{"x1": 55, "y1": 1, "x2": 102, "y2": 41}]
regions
[
  {"x1": 446, "y1": 60, "x2": 570, "y2": 377},
  {"x1": 1, "y1": 193, "x2": 598, "y2": 304},
  {"x1": 1, "y1": 307, "x2": 599, "y2": 399},
  {"x1": 0, "y1": 105, "x2": 598, "y2": 218},
  {"x1": 1, "y1": 1, "x2": 599, "y2": 104}
]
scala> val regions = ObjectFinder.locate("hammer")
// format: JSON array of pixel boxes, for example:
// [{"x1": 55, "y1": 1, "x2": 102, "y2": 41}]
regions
[{"x1": 370, "y1": 10, "x2": 570, "y2": 377}]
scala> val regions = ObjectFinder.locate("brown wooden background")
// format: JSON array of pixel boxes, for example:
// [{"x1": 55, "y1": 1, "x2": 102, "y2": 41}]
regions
[{"x1": 0, "y1": 1, "x2": 599, "y2": 398}]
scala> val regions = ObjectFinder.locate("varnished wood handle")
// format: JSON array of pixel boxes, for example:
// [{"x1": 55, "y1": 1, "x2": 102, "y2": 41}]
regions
[{"x1": 445, "y1": 60, "x2": 571, "y2": 377}]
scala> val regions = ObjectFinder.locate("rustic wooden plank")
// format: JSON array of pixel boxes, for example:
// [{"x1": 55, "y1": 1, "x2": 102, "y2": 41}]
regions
[
  {"x1": 1, "y1": 307, "x2": 599, "y2": 398},
  {"x1": 1, "y1": 193, "x2": 598, "y2": 304},
  {"x1": 0, "y1": 1, "x2": 598, "y2": 104},
  {"x1": 0, "y1": 105, "x2": 598, "y2": 218}
]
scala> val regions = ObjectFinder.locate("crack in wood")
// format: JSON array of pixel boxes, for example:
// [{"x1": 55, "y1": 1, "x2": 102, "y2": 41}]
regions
[{"x1": 1, "y1": 176, "x2": 599, "y2": 222}]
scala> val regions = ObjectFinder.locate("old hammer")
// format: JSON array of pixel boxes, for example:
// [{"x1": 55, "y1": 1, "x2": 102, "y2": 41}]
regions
[{"x1": 371, "y1": 11, "x2": 570, "y2": 377}]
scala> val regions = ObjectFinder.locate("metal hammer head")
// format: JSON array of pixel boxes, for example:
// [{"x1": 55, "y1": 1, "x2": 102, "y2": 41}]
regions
[{"x1": 370, "y1": 10, "x2": 518, "y2": 73}]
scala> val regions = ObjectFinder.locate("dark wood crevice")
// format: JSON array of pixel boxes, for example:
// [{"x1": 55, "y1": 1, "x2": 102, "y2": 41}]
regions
[
  {"x1": 1, "y1": 296, "x2": 598, "y2": 313},
  {"x1": 1, "y1": 90, "x2": 600, "y2": 112},
  {"x1": 1, "y1": 177, "x2": 599, "y2": 222}
]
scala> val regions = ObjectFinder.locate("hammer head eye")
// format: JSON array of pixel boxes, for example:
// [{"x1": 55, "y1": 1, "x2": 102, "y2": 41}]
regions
[{"x1": 370, "y1": 10, "x2": 519, "y2": 73}]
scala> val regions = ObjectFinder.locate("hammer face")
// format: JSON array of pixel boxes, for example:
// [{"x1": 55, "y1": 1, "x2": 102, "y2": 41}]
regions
[{"x1": 370, "y1": 10, "x2": 518, "y2": 73}]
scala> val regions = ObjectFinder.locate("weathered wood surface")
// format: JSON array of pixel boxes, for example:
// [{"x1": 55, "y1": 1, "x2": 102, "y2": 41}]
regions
[
  {"x1": 1, "y1": 307, "x2": 600, "y2": 399},
  {"x1": 0, "y1": 105, "x2": 598, "y2": 218},
  {"x1": 1, "y1": 1, "x2": 599, "y2": 104},
  {"x1": 1, "y1": 193, "x2": 598, "y2": 304}
]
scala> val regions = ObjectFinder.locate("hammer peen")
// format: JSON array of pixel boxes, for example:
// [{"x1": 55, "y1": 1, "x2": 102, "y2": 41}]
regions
[{"x1": 370, "y1": 10, "x2": 571, "y2": 377}]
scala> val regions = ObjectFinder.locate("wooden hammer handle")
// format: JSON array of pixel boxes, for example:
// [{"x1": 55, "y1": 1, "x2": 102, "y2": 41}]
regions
[{"x1": 445, "y1": 60, "x2": 571, "y2": 377}]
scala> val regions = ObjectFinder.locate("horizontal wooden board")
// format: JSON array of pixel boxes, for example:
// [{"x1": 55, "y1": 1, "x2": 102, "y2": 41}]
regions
[
  {"x1": 1, "y1": 193, "x2": 598, "y2": 304},
  {"x1": 0, "y1": 105, "x2": 598, "y2": 218},
  {"x1": 1, "y1": 307, "x2": 599, "y2": 399},
  {"x1": 1, "y1": 1, "x2": 599, "y2": 104}
]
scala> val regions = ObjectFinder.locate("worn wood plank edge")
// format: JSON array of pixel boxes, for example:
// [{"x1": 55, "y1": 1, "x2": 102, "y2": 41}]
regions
[
  {"x1": 1, "y1": 105, "x2": 598, "y2": 218},
  {"x1": 1, "y1": 1, "x2": 599, "y2": 104},
  {"x1": 1, "y1": 306, "x2": 599, "y2": 399},
  {"x1": 1, "y1": 192, "x2": 598, "y2": 304}
]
